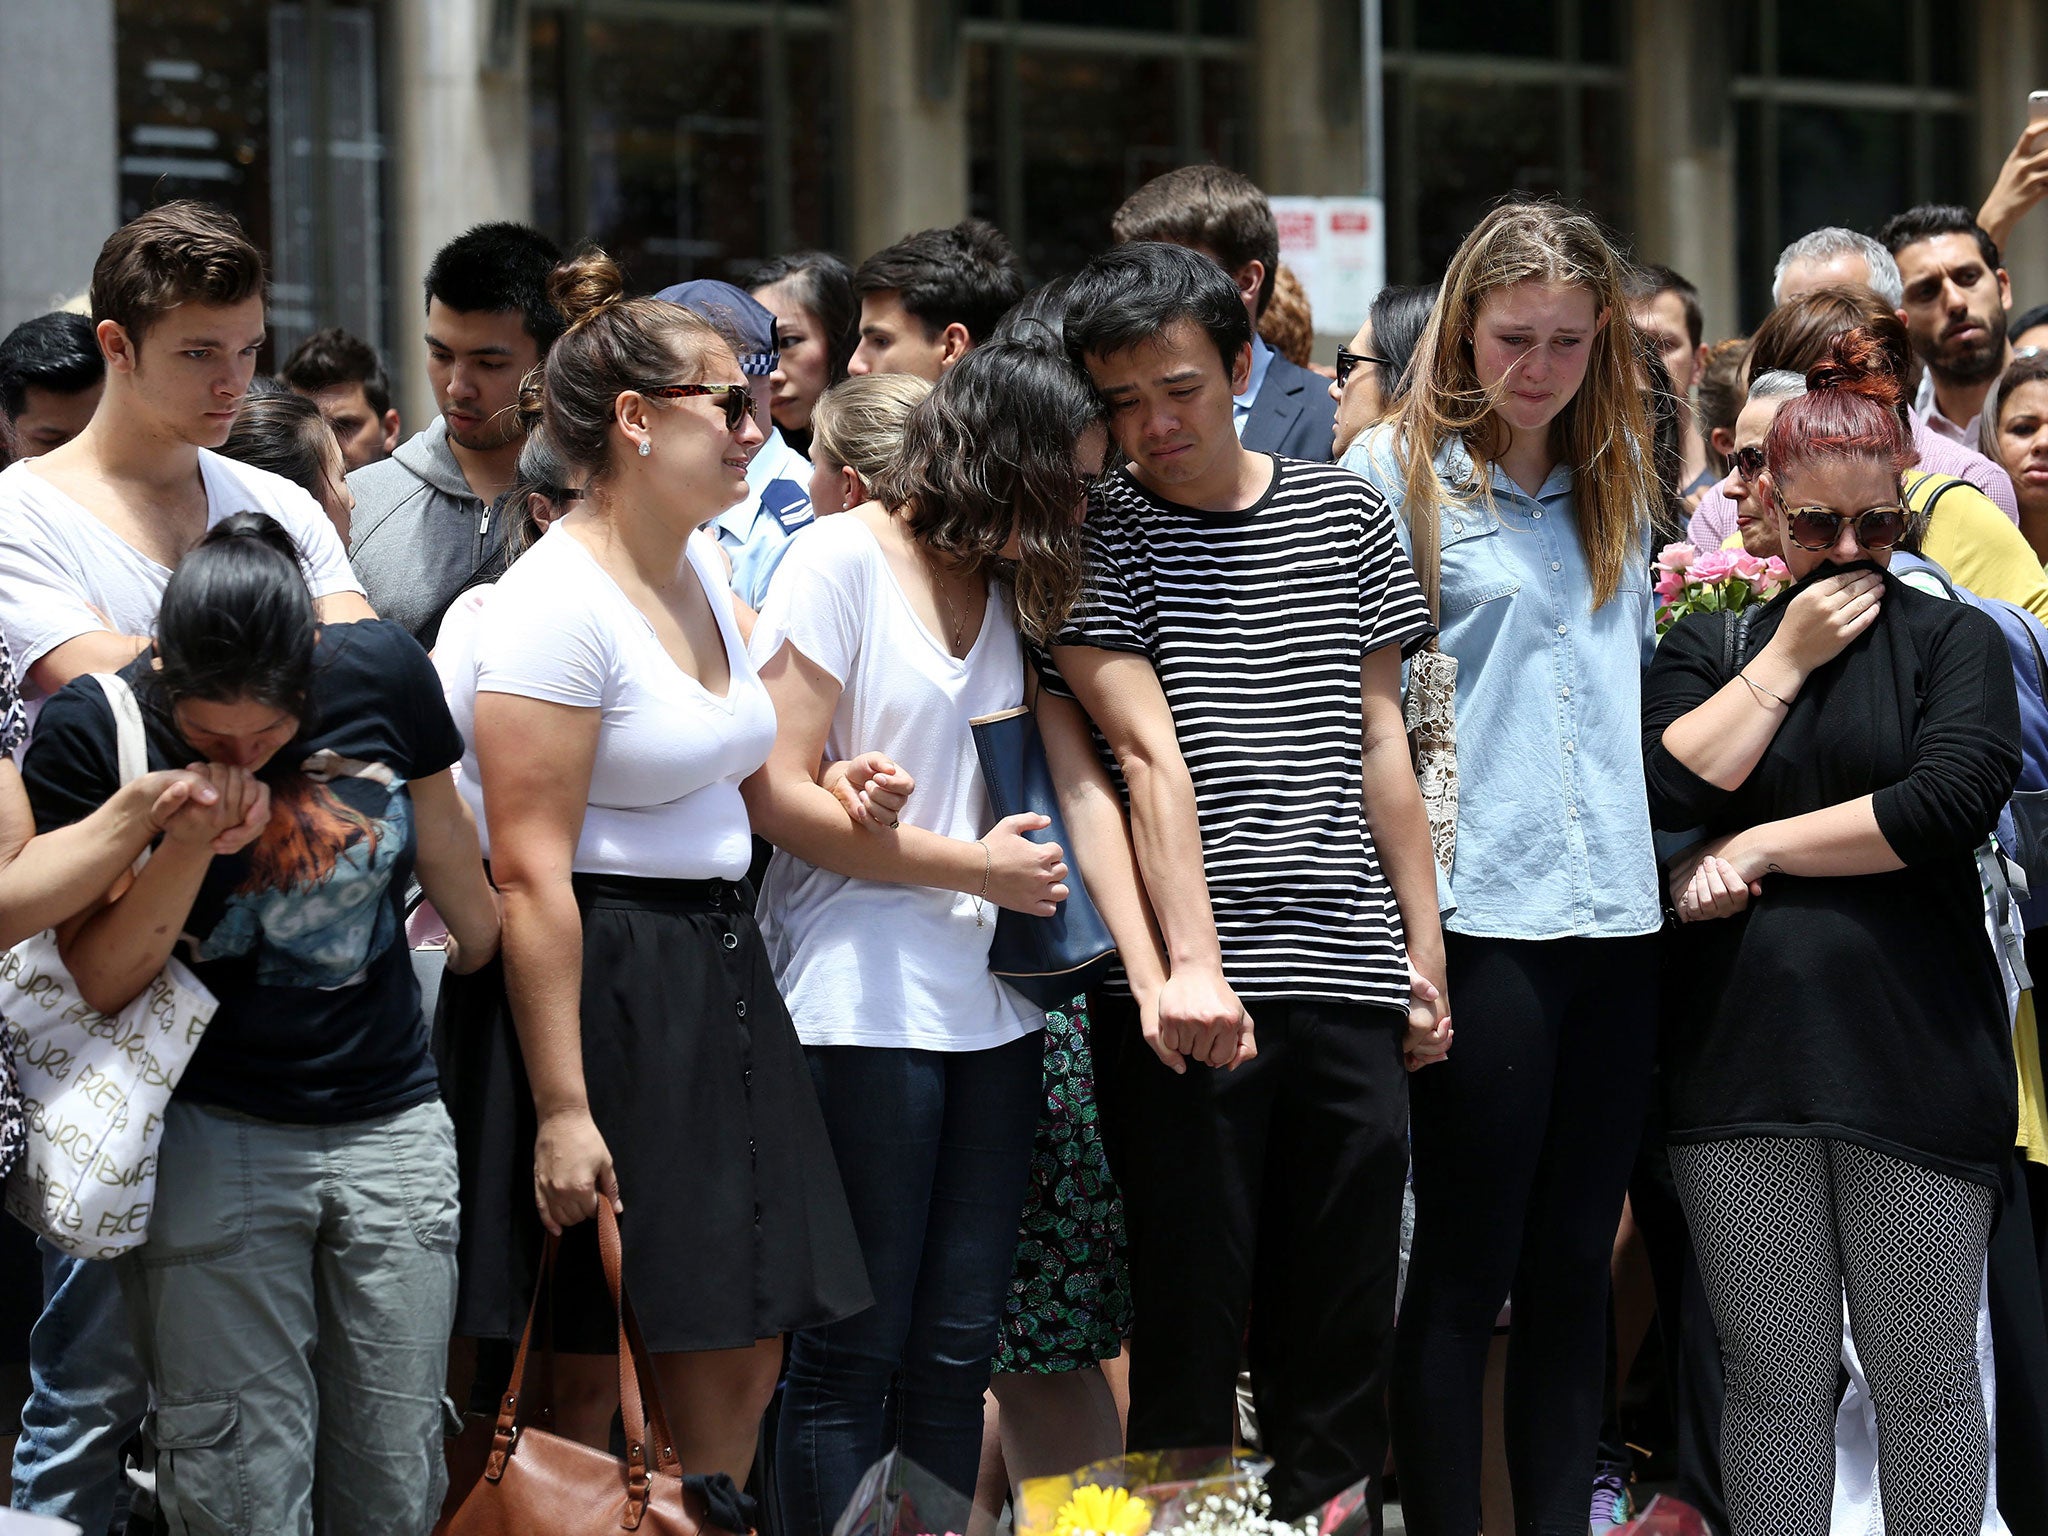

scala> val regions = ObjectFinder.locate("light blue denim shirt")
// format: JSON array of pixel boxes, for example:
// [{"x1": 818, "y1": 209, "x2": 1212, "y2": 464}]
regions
[{"x1": 1343, "y1": 425, "x2": 1662, "y2": 939}]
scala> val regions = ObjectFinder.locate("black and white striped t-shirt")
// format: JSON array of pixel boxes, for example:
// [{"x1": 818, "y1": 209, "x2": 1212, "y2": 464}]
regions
[{"x1": 1043, "y1": 454, "x2": 1434, "y2": 1011}]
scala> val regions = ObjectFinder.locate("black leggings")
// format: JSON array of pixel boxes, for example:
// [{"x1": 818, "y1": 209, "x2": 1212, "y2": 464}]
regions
[
  {"x1": 1391, "y1": 932, "x2": 1660, "y2": 1536},
  {"x1": 1672, "y1": 1136, "x2": 1996, "y2": 1536}
]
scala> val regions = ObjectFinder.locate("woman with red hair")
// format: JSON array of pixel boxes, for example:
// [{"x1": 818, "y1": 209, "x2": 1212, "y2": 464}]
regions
[{"x1": 1641, "y1": 329, "x2": 2022, "y2": 1535}]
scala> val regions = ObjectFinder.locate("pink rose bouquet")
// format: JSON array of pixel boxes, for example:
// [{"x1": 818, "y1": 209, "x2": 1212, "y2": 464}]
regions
[{"x1": 1653, "y1": 542, "x2": 1789, "y2": 636}]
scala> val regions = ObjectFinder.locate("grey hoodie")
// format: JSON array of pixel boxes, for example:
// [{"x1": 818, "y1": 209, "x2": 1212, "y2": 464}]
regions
[{"x1": 346, "y1": 417, "x2": 510, "y2": 644}]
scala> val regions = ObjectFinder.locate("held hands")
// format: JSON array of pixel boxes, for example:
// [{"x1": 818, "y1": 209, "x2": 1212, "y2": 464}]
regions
[
  {"x1": 155, "y1": 764, "x2": 271, "y2": 856},
  {"x1": 532, "y1": 1105, "x2": 622, "y2": 1236},
  {"x1": 129, "y1": 768, "x2": 217, "y2": 833},
  {"x1": 1146, "y1": 964, "x2": 1256, "y2": 1075},
  {"x1": 1669, "y1": 836, "x2": 1765, "y2": 923},
  {"x1": 1760, "y1": 571, "x2": 1882, "y2": 680},
  {"x1": 982, "y1": 814, "x2": 1069, "y2": 916},
  {"x1": 829, "y1": 752, "x2": 916, "y2": 832},
  {"x1": 1403, "y1": 958, "x2": 1452, "y2": 1072}
]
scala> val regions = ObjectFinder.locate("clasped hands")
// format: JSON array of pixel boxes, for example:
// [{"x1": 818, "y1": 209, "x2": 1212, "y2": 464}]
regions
[
  {"x1": 139, "y1": 763, "x2": 271, "y2": 856},
  {"x1": 1669, "y1": 835, "x2": 1766, "y2": 923},
  {"x1": 1138, "y1": 956, "x2": 1450, "y2": 1077}
]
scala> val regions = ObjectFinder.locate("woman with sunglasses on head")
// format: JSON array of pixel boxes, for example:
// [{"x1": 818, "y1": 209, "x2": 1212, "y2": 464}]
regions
[
  {"x1": 441, "y1": 249, "x2": 870, "y2": 1484},
  {"x1": 1643, "y1": 329, "x2": 2021, "y2": 1536}
]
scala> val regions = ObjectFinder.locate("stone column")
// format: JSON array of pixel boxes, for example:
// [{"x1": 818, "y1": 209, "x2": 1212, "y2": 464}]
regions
[
  {"x1": 1254, "y1": 0, "x2": 1366, "y2": 197},
  {"x1": 1980, "y1": 0, "x2": 2048, "y2": 320},
  {"x1": 1629, "y1": 0, "x2": 1738, "y2": 342},
  {"x1": 844, "y1": 0, "x2": 969, "y2": 263},
  {"x1": 0, "y1": 0, "x2": 117, "y2": 331},
  {"x1": 383, "y1": 0, "x2": 534, "y2": 428}
]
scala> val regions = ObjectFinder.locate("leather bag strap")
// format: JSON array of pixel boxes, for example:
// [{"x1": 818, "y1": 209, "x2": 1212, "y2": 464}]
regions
[
  {"x1": 485, "y1": 1222, "x2": 558, "y2": 1480},
  {"x1": 597, "y1": 1202, "x2": 684, "y2": 1478},
  {"x1": 484, "y1": 1202, "x2": 689, "y2": 1526}
]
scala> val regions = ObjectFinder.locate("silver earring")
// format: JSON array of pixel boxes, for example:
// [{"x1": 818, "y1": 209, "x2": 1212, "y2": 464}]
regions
[{"x1": 637, "y1": 439, "x2": 652, "y2": 457}]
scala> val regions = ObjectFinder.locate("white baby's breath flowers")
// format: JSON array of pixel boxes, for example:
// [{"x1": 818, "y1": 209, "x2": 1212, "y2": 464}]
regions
[{"x1": 1159, "y1": 1478, "x2": 1319, "y2": 1536}]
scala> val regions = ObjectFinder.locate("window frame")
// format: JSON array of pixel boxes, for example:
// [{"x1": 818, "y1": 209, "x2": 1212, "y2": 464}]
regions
[
  {"x1": 1377, "y1": 0, "x2": 1629, "y2": 283},
  {"x1": 116, "y1": 0, "x2": 389, "y2": 366},
  {"x1": 1731, "y1": 0, "x2": 1974, "y2": 326},
  {"x1": 526, "y1": 0, "x2": 845, "y2": 278},
  {"x1": 963, "y1": 0, "x2": 1251, "y2": 263}
]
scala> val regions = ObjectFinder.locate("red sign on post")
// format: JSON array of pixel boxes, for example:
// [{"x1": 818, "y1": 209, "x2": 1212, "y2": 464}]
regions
[{"x1": 1270, "y1": 196, "x2": 1386, "y2": 336}]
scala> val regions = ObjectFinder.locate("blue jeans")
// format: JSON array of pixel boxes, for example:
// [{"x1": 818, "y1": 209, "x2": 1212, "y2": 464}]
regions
[
  {"x1": 11, "y1": 1244, "x2": 149, "y2": 1532},
  {"x1": 775, "y1": 1033, "x2": 1043, "y2": 1536}
]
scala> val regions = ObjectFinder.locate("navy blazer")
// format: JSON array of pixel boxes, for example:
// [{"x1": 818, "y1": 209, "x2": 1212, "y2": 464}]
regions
[{"x1": 1242, "y1": 353, "x2": 1340, "y2": 463}]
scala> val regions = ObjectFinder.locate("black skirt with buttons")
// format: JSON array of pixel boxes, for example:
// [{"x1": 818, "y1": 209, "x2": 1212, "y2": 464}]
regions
[{"x1": 437, "y1": 874, "x2": 872, "y2": 1354}]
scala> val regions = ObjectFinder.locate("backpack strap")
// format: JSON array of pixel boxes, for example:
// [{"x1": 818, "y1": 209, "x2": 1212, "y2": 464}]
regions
[
  {"x1": 2016, "y1": 605, "x2": 2048, "y2": 706},
  {"x1": 89, "y1": 672, "x2": 147, "y2": 787},
  {"x1": 1913, "y1": 474, "x2": 1974, "y2": 526}
]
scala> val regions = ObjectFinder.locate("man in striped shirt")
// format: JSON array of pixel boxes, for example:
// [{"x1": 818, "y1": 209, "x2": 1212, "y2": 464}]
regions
[{"x1": 1045, "y1": 242, "x2": 1448, "y2": 1525}]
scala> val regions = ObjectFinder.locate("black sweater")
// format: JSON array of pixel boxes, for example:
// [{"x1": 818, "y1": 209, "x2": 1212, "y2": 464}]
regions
[{"x1": 1641, "y1": 564, "x2": 2021, "y2": 1188}]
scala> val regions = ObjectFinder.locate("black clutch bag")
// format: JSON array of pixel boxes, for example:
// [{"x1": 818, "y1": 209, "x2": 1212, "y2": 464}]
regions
[{"x1": 969, "y1": 705, "x2": 1117, "y2": 1007}]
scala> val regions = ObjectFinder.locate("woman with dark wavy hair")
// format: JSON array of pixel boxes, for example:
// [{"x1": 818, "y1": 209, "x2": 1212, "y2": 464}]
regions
[{"x1": 743, "y1": 337, "x2": 1169, "y2": 1534}]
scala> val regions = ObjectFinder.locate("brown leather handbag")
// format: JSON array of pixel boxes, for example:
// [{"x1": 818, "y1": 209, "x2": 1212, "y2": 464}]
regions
[{"x1": 444, "y1": 1202, "x2": 749, "y2": 1536}]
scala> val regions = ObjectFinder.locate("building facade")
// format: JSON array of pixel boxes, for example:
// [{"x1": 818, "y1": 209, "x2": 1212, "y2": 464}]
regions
[{"x1": 2, "y1": 0, "x2": 2044, "y2": 426}]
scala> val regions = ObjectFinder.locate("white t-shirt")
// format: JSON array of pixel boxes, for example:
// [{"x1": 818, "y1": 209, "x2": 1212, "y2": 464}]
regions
[
  {"x1": 749, "y1": 514, "x2": 1044, "y2": 1051},
  {"x1": 0, "y1": 451, "x2": 364, "y2": 696},
  {"x1": 433, "y1": 583, "x2": 494, "y2": 855},
  {"x1": 466, "y1": 524, "x2": 773, "y2": 881}
]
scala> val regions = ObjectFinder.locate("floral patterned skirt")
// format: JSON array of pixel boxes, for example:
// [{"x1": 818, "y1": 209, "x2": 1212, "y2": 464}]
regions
[{"x1": 994, "y1": 995, "x2": 1133, "y2": 1374}]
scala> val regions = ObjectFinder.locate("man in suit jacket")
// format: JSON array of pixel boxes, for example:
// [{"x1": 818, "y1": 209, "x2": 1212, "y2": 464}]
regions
[{"x1": 1112, "y1": 165, "x2": 1340, "y2": 462}]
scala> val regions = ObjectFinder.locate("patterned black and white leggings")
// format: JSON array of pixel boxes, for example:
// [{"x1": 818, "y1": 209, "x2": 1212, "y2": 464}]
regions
[{"x1": 1670, "y1": 1135, "x2": 1997, "y2": 1536}]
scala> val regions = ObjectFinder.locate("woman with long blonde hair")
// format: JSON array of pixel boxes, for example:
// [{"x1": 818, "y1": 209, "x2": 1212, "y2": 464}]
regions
[{"x1": 1343, "y1": 199, "x2": 1664, "y2": 1536}]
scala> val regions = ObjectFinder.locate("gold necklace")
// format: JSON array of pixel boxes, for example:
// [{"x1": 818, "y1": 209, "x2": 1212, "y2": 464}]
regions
[{"x1": 923, "y1": 550, "x2": 972, "y2": 656}]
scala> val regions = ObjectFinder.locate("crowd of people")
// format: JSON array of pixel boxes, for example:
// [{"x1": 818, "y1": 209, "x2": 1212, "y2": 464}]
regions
[{"x1": 2, "y1": 121, "x2": 2048, "y2": 1536}]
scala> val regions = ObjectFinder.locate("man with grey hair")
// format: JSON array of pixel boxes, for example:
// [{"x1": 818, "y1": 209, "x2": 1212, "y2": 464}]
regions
[{"x1": 1772, "y1": 228, "x2": 1905, "y2": 310}]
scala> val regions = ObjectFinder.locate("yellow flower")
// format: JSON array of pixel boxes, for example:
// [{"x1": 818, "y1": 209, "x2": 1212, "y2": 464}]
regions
[{"x1": 1054, "y1": 1485, "x2": 1153, "y2": 1536}]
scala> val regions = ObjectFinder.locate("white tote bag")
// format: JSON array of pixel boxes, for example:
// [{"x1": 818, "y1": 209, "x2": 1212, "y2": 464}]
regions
[{"x1": 1, "y1": 673, "x2": 218, "y2": 1259}]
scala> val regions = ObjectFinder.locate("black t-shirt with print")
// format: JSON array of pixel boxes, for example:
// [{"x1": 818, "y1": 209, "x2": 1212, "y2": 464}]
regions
[{"x1": 24, "y1": 620, "x2": 464, "y2": 1125}]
